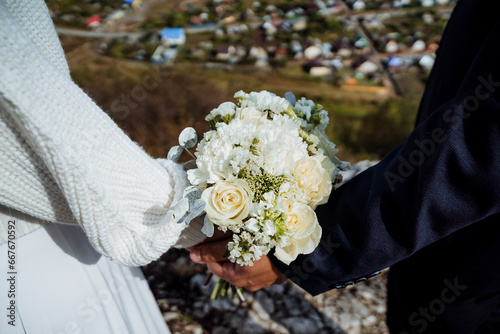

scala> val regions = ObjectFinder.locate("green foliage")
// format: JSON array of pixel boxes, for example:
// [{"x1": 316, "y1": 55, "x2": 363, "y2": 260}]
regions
[
  {"x1": 355, "y1": 97, "x2": 416, "y2": 157},
  {"x1": 107, "y1": 41, "x2": 137, "y2": 59},
  {"x1": 239, "y1": 167, "x2": 290, "y2": 203},
  {"x1": 143, "y1": 41, "x2": 159, "y2": 58},
  {"x1": 141, "y1": 10, "x2": 189, "y2": 29},
  {"x1": 164, "y1": 10, "x2": 189, "y2": 27},
  {"x1": 329, "y1": 95, "x2": 418, "y2": 159},
  {"x1": 142, "y1": 17, "x2": 166, "y2": 29}
]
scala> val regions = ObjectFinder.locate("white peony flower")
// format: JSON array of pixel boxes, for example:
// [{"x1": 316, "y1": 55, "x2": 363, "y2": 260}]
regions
[
  {"x1": 255, "y1": 115, "x2": 309, "y2": 175},
  {"x1": 201, "y1": 179, "x2": 254, "y2": 226},
  {"x1": 294, "y1": 155, "x2": 336, "y2": 208},
  {"x1": 235, "y1": 90, "x2": 292, "y2": 117},
  {"x1": 235, "y1": 107, "x2": 268, "y2": 124},
  {"x1": 274, "y1": 201, "x2": 321, "y2": 265},
  {"x1": 187, "y1": 164, "x2": 210, "y2": 189},
  {"x1": 206, "y1": 102, "x2": 236, "y2": 122}
]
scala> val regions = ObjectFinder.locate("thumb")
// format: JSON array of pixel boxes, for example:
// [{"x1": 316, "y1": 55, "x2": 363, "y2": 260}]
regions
[{"x1": 189, "y1": 239, "x2": 230, "y2": 263}]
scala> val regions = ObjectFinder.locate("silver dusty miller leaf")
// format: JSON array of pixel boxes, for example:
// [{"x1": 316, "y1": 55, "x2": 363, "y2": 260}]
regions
[
  {"x1": 284, "y1": 91, "x2": 296, "y2": 106},
  {"x1": 169, "y1": 198, "x2": 189, "y2": 224},
  {"x1": 178, "y1": 127, "x2": 198, "y2": 149},
  {"x1": 167, "y1": 146, "x2": 183, "y2": 162},
  {"x1": 201, "y1": 215, "x2": 214, "y2": 237},
  {"x1": 183, "y1": 186, "x2": 202, "y2": 202},
  {"x1": 183, "y1": 199, "x2": 206, "y2": 223}
]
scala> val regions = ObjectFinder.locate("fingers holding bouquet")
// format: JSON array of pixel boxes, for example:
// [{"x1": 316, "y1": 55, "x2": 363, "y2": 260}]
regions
[{"x1": 190, "y1": 242, "x2": 286, "y2": 292}]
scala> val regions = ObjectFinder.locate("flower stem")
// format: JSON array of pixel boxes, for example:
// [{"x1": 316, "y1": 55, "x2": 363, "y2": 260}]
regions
[
  {"x1": 184, "y1": 148, "x2": 196, "y2": 160},
  {"x1": 236, "y1": 287, "x2": 246, "y2": 302},
  {"x1": 211, "y1": 279, "x2": 221, "y2": 299}
]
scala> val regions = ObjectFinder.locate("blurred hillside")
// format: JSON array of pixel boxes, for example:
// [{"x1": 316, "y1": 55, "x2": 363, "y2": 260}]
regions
[
  {"x1": 49, "y1": 0, "x2": 454, "y2": 162},
  {"x1": 63, "y1": 35, "x2": 422, "y2": 162}
]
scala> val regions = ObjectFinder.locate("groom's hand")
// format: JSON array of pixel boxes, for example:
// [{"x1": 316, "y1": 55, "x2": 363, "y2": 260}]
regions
[{"x1": 188, "y1": 240, "x2": 287, "y2": 291}]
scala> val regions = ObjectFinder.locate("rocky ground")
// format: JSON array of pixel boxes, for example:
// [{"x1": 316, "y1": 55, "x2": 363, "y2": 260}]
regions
[{"x1": 142, "y1": 249, "x2": 389, "y2": 334}]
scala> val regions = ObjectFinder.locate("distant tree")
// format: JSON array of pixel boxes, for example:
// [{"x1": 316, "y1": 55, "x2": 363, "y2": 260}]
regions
[{"x1": 164, "y1": 10, "x2": 189, "y2": 27}]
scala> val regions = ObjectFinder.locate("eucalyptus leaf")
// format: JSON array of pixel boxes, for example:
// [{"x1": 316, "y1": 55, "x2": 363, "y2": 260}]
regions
[
  {"x1": 178, "y1": 127, "x2": 198, "y2": 148},
  {"x1": 201, "y1": 215, "x2": 214, "y2": 237},
  {"x1": 183, "y1": 186, "x2": 202, "y2": 202},
  {"x1": 184, "y1": 199, "x2": 206, "y2": 222},
  {"x1": 284, "y1": 92, "x2": 296, "y2": 106},
  {"x1": 167, "y1": 146, "x2": 183, "y2": 162},
  {"x1": 169, "y1": 198, "x2": 189, "y2": 224}
]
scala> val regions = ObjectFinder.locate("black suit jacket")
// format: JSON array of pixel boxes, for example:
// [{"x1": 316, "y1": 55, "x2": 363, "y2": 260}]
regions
[{"x1": 270, "y1": 0, "x2": 500, "y2": 296}]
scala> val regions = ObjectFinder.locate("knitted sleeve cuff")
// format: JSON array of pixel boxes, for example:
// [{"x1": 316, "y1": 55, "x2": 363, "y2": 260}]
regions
[
  {"x1": 173, "y1": 216, "x2": 207, "y2": 248},
  {"x1": 155, "y1": 158, "x2": 207, "y2": 248},
  {"x1": 156, "y1": 158, "x2": 190, "y2": 205}
]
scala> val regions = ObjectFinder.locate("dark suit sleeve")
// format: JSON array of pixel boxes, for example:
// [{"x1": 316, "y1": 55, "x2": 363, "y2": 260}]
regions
[{"x1": 270, "y1": 19, "x2": 500, "y2": 295}]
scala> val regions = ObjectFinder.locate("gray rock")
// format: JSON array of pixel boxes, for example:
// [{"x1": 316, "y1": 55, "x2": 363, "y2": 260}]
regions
[
  {"x1": 240, "y1": 318, "x2": 270, "y2": 334},
  {"x1": 229, "y1": 312, "x2": 245, "y2": 328},
  {"x1": 357, "y1": 289, "x2": 376, "y2": 302},
  {"x1": 350, "y1": 298, "x2": 370, "y2": 318},
  {"x1": 281, "y1": 317, "x2": 320, "y2": 334},
  {"x1": 157, "y1": 299, "x2": 169, "y2": 310},
  {"x1": 362, "y1": 315, "x2": 377, "y2": 326},
  {"x1": 212, "y1": 326, "x2": 231, "y2": 334},
  {"x1": 190, "y1": 273, "x2": 206, "y2": 291},
  {"x1": 203, "y1": 302, "x2": 210, "y2": 314},
  {"x1": 321, "y1": 306, "x2": 337, "y2": 318},
  {"x1": 349, "y1": 323, "x2": 362, "y2": 334},
  {"x1": 184, "y1": 324, "x2": 203, "y2": 334},
  {"x1": 192, "y1": 308, "x2": 206, "y2": 320},
  {"x1": 286, "y1": 301, "x2": 304, "y2": 317},
  {"x1": 266, "y1": 283, "x2": 285, "y2": 295},
  {"x1": 269, "y1": 322, "x2": 291, "y2": 334},
  {"x1": 162, "y1": 312, "x2": 178, "y2": 322},
  {"x1": 252, "y1": 300, "x2": 271, "y2": 321},
  {"x1": 247, "y1": 308, "x2": 271, "y2": 330},
  {"x1": 255, "y1": 290, "x2": 275, "y2": 314},
  {"x1": 338, "y1": 312, "x2": 354, "y2": 329},
  {"x1": 211, "y1": 297, "x2": 237, "y2": 312},
  {"x1": 376, "y1": 304, "x2": 387, "y2": 314}
]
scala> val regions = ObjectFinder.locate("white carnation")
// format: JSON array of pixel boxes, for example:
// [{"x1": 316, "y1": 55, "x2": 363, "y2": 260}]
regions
[
  {"x1": 235, "y1": 90, "x2": 292, "y2": 117},
  {"x1": 206, "y1": 102, "x2": 236, "y2": 122}
]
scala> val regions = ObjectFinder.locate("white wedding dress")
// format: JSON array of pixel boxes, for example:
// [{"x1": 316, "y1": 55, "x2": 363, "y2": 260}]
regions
[{"x1": 0, "y1": 222, "x2": 170, "y2": 334}]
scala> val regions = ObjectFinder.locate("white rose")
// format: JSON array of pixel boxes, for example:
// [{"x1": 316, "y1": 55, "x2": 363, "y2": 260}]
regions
[
  {"x1": 274, "y1": 201, "x2": 322, "y2": 265},
  {"x1": 235, "y1": 107, "x2": 268, "y2": 124},
  {"x1": 201, "y1": 179, "x2": 253, "y2": 226},
  {"x1": 294, "y1": 155, "x2": 335, "y2": 208}
]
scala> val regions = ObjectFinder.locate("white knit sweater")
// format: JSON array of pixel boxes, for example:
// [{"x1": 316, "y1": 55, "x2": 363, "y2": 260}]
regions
[{"x1": 0, "y1": 0, "x2": 206, "y2": 266}]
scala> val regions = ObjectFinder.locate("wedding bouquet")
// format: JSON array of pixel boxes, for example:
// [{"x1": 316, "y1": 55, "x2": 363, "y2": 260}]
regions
[{"x1": 171, "y1": 91, "x2": 349, "y2": 270}]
